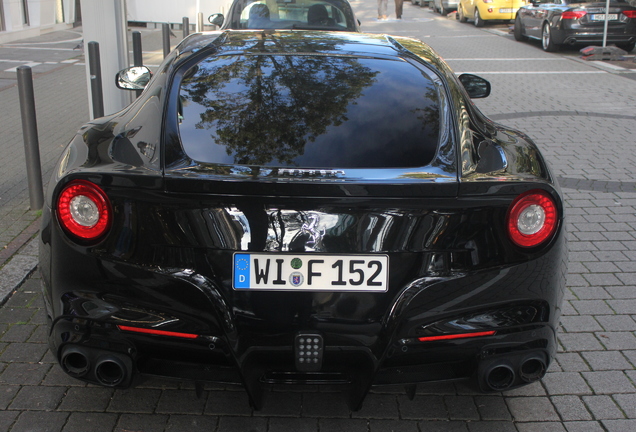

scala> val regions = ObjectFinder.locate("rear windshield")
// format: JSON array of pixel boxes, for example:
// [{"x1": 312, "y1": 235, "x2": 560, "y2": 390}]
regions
[
  {"x1": 238, "y1": 0, "x2": 354, "y2": 30},
  {"x1": 177, "y1": 54, "x2": 441, "y2": 169}
]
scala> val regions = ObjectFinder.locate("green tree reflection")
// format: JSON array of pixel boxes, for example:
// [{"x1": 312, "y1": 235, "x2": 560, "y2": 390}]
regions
[{"x1": 179, "y1": 34, "x2": 379, "y2": 166}]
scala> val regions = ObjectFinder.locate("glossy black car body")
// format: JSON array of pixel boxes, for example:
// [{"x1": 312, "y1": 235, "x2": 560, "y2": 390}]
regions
[
  {"x1": 514, "y1": 0, "x2": 636, "y2": 52},
  {"x1": 209, "y1": 0, "x2": 360, "y2": 31},
  {"x1": 40, "y1": 30, "x2": 567, "y2": 410}
]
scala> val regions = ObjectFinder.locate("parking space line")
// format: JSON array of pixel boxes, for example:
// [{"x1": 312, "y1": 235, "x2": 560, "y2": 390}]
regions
[
  {"x1": 0, "y1": 58, "x2": 39, "y2": 62},
  {"x1": 3, "y1": 62, "x2": 41, "y2": 72},
  {"x1": 454, "y1": 71, "x2": 606, "y2": 74},
  {"x1": 445, "y1": 58, "x2": 569, "y2": 61},
  {"x1": 0, "y1": 45, "x2": 78, "y2": 51}
]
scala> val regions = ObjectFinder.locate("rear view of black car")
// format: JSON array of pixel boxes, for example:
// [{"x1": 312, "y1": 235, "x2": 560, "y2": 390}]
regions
[
  {"x1": 514, "y1": 0, "x2": 636, "y2": 52},
  {"x1": 40, "y1": 29, "x2": 567, "y2": 410}
]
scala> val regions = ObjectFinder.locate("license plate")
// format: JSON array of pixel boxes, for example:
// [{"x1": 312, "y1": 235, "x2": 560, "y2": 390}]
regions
[
  {"x1": 591, "y1": 14, "x2": 618, "y2": 21},
  {"x1": 233, "y1": 253, "x2": 389, "y2": 292},
  {"x1": 499, "y1": 8, "x2": 514, "y2": 13}
]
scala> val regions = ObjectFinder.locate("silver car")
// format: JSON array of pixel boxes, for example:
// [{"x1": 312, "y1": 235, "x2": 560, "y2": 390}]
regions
[{"x1": 433, "y1": 0, "x2": 459, "y2": 15}]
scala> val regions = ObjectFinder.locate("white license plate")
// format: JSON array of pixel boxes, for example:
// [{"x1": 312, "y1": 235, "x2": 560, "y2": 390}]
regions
[
  {"x1": 233, "y1": 253, "x2": 389, "y2": 291},
  {"x1": 499, "y1": 8, "x2": 514, "y2": 13},
  {"x1": 591, "y1": 14, "x2": 618, "y2": 21}
]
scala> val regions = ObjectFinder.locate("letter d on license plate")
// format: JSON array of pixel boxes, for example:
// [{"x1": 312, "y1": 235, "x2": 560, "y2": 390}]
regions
[{"x1": 233, "y1": 253, "x2": 388, "y2": 292}]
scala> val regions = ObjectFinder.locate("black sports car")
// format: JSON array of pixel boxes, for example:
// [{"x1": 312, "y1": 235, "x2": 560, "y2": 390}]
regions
[
  {"x1": 208, "y1": 0, "x2": 360, "y2": 31},
  {"x1": 514, "y1": 0, "x2": 636, "y2": 52},
  {"x1": 40, "y1": 29, "x2": 567, "y2": 410}
]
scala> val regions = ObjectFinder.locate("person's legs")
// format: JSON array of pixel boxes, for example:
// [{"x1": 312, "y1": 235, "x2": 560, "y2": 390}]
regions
[
  {"x1": 395, "y1": 0, "x2": 404, "y2": 19},
  {"x1": 378, "y1": 0, "x2": 388, "y2": 19}
]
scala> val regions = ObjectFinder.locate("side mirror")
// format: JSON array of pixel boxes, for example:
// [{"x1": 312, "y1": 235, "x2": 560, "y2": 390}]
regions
[
  {"x1": 458, "y1": 73, "x2": 491, "y2": 99},
  {"x1": 116, "y1": 66, "x2": 152, "y2": 91},
  {"x1": 209, "y1": 13, "x2": 224, "y2": 27}
]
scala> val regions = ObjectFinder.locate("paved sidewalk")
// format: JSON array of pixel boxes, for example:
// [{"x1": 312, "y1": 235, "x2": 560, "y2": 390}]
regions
[{"x1": 1, "y1": 3, "x2": 636, "y2": 431}]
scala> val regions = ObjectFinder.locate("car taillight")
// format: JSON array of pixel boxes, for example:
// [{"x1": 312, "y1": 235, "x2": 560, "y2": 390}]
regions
[
  {"x1": 57, "y1": 180, "x2": 111, "y2": 241},
  {"x1": 506, "y1": 190, "x2": 558, "y2": 248},
  {"x1": 562, "y1": 11, "x2": 586, "y2": 19},
  {"x1": 623, "y1": 10, "x2": 636, "y2": 18}
]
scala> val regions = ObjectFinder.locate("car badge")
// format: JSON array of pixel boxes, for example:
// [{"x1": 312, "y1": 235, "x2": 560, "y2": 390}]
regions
[
  {"x1": 302, "y1": 215, "x2": 325, "y2": 248},
  {"x1": 290, "y1": 272, "x2": 304, "y2": 287},
  {"x1": 279, "y1": 169, "x2": 345, "y2": 177}
]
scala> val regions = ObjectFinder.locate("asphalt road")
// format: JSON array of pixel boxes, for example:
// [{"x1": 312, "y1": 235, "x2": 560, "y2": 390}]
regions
[{"x1": 1, "y1": 2, "x2": 636, "y2": 431}]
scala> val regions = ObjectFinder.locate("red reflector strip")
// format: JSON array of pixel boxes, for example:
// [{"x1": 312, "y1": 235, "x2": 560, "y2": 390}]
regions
[
  {"x1": 418, "y1": 330, "x2": 496, "y2": 342},
  {"x1": 117, "y1": 325, "x2": 199, "y2": 339}
]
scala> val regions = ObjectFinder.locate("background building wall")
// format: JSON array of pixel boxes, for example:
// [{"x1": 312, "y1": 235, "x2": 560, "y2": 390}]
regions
[
  {"x1": 126, "y1": 0, "x2": 232, "y2": 24},
  {"x1": 0, "y1": 0, "x2": 71, "y2": 43}
]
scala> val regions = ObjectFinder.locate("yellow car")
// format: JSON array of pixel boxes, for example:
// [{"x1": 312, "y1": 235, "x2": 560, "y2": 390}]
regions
[{"x1": 457, "y1": 0, "x2": 526, "y2": 26}]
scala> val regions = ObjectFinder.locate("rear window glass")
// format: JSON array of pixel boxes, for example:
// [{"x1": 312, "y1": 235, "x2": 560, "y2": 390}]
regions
[
  {"x1": 238, "y1": 0, "x2": 352, "y2": 30},
  {"x1": 177, "y1": 54, "x2": 441, "y2": 168}
]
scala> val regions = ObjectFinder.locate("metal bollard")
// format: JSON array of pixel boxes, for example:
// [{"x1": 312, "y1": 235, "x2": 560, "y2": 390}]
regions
[
  {"x1": 16, "y1": 66, "x2": 44, "y2": 211},
  {"x1": 132, "y1": 31, "x2": 143, "y2": 67},
  {"x1": 132, "y1": 31, "x2": 143, "y2": 98},
  {"x1": 87, "y1": 41, "x2": 104, "y2": 119},
  {"x1": 197, "y1": 12, "x2": 204, "y2": 32},
  {"x1": 162, "y1": 23, "x2": 171, "y2": 58},
  {"x1": 183, "y1": 17, "x2": 190, "y2": 39}
]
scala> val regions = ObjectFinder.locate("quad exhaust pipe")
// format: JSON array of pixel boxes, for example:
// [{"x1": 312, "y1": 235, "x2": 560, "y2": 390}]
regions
[
  {"x1": 60, "y1": 345, "x2": 131, "y2": 387},
  {"x1": 519, "y1": 356, "x2": 546, "y2": 383},
  {"x1": 95, "y1": 356, "x2": 127, "y2": 386},
  {"x1": 484, "y1": 363, "x2": 515, "y2": 391},
  {"x1": 481, "y1": 353, "x2": 547, "y2": 392},
  {"x1": 61, "y1": 346, "x2": 90, "y2": 377}
]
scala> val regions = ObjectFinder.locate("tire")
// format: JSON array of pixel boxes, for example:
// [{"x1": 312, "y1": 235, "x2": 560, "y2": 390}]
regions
[
  {"x1": 441, "y1": 8, "x2": 448, "y2": 16},
  {"x1": 513, "y1": 15, "x2": 527, "y2": 42},
  {"x1": 542, "y1": 23, "x2": 559, "y2": 52},
  {"x1": 458, "y1": 5, "x2": 468, "y2": 22},
  {"x1": 474, "y1": 9, "x2": 484, "y2": 27},
  {"x1": 618, "y1": 42, "x2": 636, "y2": 53}
]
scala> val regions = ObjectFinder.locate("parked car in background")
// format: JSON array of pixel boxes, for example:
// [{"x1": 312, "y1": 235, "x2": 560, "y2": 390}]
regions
[
  {"x1": 433, "y1": 0, "x2": 459, "y2": 15},
  {"x1": 458, "y1": 0, "x2": 527, "y2": 26},
  {"x1": 41, "y1": 28, "x2": 567, "y2": 410},
  {"x1": 209, "y1": 0, "x2": 359, "y2": 31},
  {"x1": 514, "y1": 0, "x2": 636, "y2": 52}
]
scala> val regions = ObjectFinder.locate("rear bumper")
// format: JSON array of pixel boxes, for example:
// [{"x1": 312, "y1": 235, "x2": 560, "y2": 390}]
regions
[
  {"x1": 562, "y1": 34, "x2": 636, "y2": 46},
  {"x1": 555, "y1": 23, "x2": 636, "y2": 46},
  {"x1": 479, "y1": 8, "x2": 517, "y2": 21},
  {"x1": 43, "y1": 236, "x2": 566, "y2": 410},
  {"x1": 49, "y1": 312, "x2": 556, "y2": 408}
]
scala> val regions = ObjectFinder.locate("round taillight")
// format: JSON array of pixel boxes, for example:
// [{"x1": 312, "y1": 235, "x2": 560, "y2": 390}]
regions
[
  {"x1": 57, "y1": 180, "x2": 111, "y2": 241},
  {"x1": 506, "y1": 190, "x2": 558, "y2": 248}
]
